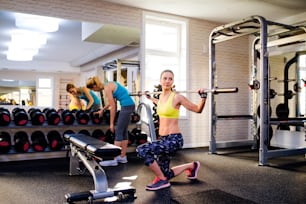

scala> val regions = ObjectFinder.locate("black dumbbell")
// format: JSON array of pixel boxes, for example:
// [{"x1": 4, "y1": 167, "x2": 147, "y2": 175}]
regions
[
  {"x1": 61, "y1": 109, "x2": 75, "y2": 125},
  {"x1": 14, "y1": 131, "x2": 30, "y2": 152},
  {"x1": 0, "y1": 107, "x2": 11, "y2": 126},
  {"x1": 28, "y1": 108, "x2": 45, "y2": 125},
  {"x1": 105, "y1": 129, "x2": 115, "y2": 144},
  {"x1": 12, "y1": 107, "x2": 28, "y2": 126},
  {"x1": 0, "y1": 131, "x2": 11, "y2": 153},
  {"x1": 44, "y1": 108, "x2": 61, "y2": 125},
  {"x1": 78, "y1": 129, "x2": 91, "y2": 136},
  {"x1": 76, "y1": 110, "x2": 90, "y2": 125},
  {"x1": 92, "y1": 129, "x2": 106, "y2": 141},
  {"x1": 128, "y1": 130, "x2": 136, "y2": 146},
  {"x1": 102, "y1": 109, "x2": 111, "y2": 124},
  {"x1": 90, "y1": 111, "x2": 103, "y2": 124},
  {"x1": 47, "y1": 130, "x2": 64, "y2": 150},
  {"x1": 130, "y1": 111, "x2": 140, "y2": 123},
  {"x1": 31, "y1": 131, "x2": 48, "y2": 152}
]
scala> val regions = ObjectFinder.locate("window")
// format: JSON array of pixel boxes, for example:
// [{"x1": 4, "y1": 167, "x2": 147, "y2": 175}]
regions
[
  {"x1": 36, "y1": 77, "x2": 53, "y2": 107},
  {"x1": 144, "y1": 13, "x2": 187, "y2": 116}
]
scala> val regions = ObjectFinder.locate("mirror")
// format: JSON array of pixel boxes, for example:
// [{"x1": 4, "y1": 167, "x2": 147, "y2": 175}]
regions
[{"x1": 0, "y1": 10, "x2": 140, "y2": 107}]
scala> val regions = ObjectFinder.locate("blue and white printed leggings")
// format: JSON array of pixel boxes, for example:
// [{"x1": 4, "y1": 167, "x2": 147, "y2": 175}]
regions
[{"x1": 136, "y1": 133, "x2": 184, "y2": 179}]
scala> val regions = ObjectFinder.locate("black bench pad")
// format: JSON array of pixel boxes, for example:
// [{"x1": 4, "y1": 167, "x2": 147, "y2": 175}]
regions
[{"x1": 64, "y1": 134, "x2": 121, "y2": 158}]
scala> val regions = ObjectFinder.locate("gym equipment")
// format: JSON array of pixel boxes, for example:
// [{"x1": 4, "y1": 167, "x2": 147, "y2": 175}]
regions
[
  {"x1": 14, "y1": 131, "x2": 30, "y2": 152},
  {"x1": 276, "y1": 103, "x2": 289, "y2": 119},
  {"x1": 64, "y1": 134, "x2": 136, "y2": 203},
  {"x1": 76, "y1": 110, "x2": 90, "y2": 125},
  {"x1": 102, "y1": 109, "x2": 111, "y2": 124},
  {"x1": 257, "y1": 105, "x2": 272, "y2": 118},
  {"x1": 269, "y1": 89, "x2": 277, "y2": 99},
  {"x1": 78, "y1": 129, "x2": 91, "y2": 136},
  {"x1": 130, "y1": 87, "x2": 239, "y2": 96},
  {"x1": 61, "y1": 109, "x2": 75, "y2": 125},
  {"x1": 28, "y1": 108, "x2": 45, "y2": 125},
  {"x1": 127, "y1": 131, "x2": 135, "y2": 145},
  {"x1": 257, "y1": 126, "x2": 273, "y2": 148},
  {"x1": 90, "y1": 111, "x2": 103, "y2": 124},
  {"x1": 105, "y1": 129, "x2": 115, "y2": 144},
  {"x1": 130, "y1": 127, "x2": 148, "y2": 145},
  {"x1": 0, "y1": 131, "x2": 11, "y2": 153},
  {"x1": 31, "y1": 131, "x2": 48, "y2": 152},
  {"x1": 248, "y1": 80, "x2": 260, "y2": 90},
  {"x1": 12, "y1": 107, "x2": 28, "y2": 126},
  {"x1": 0, "y1": 108, "x2": 11, "y2": 126},
  {"x1": 92, "y1": 129, "x2": 106, "y2": 141},
  {"x1": 47, "y1": 130, "x2": 64, "y2": 151},
  {"x1": 43, "y1": 108, "x2": 61, "y2": 125},
  {"x1": 130, "y1": 111, "x2": 140, "y2": 123},
  {"x1": 278, "y1": 90, "x2": 295, "y2": 99}
]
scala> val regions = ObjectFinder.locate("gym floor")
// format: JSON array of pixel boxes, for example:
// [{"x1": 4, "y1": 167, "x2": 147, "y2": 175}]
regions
[{"x1": 0, "y1": 147, "x2": 305, "y2": 204}]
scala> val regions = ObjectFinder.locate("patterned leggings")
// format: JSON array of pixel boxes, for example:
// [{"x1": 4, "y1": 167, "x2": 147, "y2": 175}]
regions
[{"x1": 136, "y1": 133, "x2": 184, "y2": 179}]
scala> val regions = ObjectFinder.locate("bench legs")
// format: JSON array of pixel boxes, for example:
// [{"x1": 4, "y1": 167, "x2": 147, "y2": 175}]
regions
[{"x1": 65, "y1": 145, "x2": 136, "y2": 203}]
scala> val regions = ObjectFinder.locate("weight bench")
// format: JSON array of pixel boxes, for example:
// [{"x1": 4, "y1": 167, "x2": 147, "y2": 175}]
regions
[{"x1": 64, "y1": 133, "x2": 136, "y2": 203}]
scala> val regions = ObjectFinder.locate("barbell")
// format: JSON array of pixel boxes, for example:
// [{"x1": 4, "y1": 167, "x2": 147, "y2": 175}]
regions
[{"x1": 129, "y1": 87, "x2": 238, "y2": 96}]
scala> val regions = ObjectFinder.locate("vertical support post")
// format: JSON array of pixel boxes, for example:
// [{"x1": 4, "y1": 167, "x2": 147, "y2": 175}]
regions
[
  {"x1": 257, "y1": 16, "x2": 269, "y2": 166},
  {"x1": 209, "y1": 33, "x2": 217, "y2": 154},
  {"x1": 251, "y1": 37, "x2": 260, "y2": 149}
]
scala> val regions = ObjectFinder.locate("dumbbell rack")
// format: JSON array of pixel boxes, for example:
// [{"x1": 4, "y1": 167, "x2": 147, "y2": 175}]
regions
[{"x1": 0, "y1": 108, "x2": 142, "y2": 162}]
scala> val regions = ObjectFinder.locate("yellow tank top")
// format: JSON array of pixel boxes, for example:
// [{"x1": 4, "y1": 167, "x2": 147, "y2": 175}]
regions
[{"x1": 157, "y1": 92, "x2": 179, "y2": 118}]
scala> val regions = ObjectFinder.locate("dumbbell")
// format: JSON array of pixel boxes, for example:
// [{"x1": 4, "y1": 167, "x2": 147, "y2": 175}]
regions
[
  {"x1": 47, "y1": 130, "x2": 64, "y2": 150},
  {"x1": 0, "y1": 131, "x2": 11, "y2": 153},
  {"x1": 12, "y1": 107, "x2": 28, "y2": 126},
  {"x1": 28, "y1": 108, "x2": 45, "y2": 125},
  {"x1": 79, "y1": 129, "x2": 91, "y2": 136},
  {"x1": 61, "y1": 109, "x2": 75, "y2": 125},
  {"x1": 0, "y1": 107, "x2": 11, "y2": 126},
  {"x1": 14, "y1": 131, "x2": 30, "y2": 152},
  {"x1": 130, "y1": 111, "x2": 140, "y2": 123},
  {"x1": 128, "y1": 130, "x2": 136, "y2": 145},
  {"x1": 130, "y1": 127, "x2": 148, "y2": 145},
  {"x1": 92, "y1": 129, "x2": 105, "y2": 141},
  {"x1": 90, "y1": 111, "x2": 103, "y2": 124},
  {"x1": 43, "y1": 108, "x2": 61, "y2": 125},
  {"x1": 105, "y1": 129, "x2": 115, "y2": 144},
  {"x1": 102, "y1": 109, "x2": 111, "y2": 124},
  {"x1": 31, "y1": 131, "x2": 48, "y2": 152},
  {"x1": 76, "y1": 110, "x2": 90, "y2": 125}
]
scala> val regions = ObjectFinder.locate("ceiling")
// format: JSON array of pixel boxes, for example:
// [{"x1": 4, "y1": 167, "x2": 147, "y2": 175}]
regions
[{"x1": 0, "y1": 0, "x2": 306, "y2": 74}]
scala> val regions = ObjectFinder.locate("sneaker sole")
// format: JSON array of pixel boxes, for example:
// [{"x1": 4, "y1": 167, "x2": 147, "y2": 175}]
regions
[
  {"x1": 99, "y1": 162, "x2": 118, "y2": 167},
  {"x1": 146, "y1": 183, "x2": 171, "y2": 191},
  {"x1": 187, "y1": 161, "x2": 200, "y2": 179}
]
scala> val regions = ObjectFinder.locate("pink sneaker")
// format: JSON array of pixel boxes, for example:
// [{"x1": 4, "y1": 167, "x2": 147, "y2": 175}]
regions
[{"x1": 187, "y1": 161, "x2": 200, "y2": 179}]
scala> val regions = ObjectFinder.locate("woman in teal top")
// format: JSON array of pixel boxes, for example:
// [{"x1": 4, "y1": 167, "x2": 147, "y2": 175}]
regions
[
  {"x1": 66, "y1": 83, "x2": 101, "y2": 111},
  {"x1": 86, "y1": 76, "x2": 135, "y2": 166}
]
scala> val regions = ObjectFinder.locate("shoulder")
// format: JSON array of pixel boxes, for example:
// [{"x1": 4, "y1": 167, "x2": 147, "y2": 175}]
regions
[{"x1": 173, "y1": 92, "x2": 187, "y2": 102}]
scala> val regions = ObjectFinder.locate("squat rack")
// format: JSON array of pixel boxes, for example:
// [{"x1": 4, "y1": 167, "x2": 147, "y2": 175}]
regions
[{"x1": 208, "y1": 15, "x2": 306, "y2": 165}]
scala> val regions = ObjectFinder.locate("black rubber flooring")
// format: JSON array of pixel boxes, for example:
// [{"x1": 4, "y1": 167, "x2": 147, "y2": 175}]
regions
[{"x1": 0, "y1": 147, "x2": 305, "y2": 204}]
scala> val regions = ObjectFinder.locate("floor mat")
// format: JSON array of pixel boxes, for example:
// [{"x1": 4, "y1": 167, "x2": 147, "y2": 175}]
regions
[{"x1": 171, "y1": 189, "x2": 257, "y2": 204}]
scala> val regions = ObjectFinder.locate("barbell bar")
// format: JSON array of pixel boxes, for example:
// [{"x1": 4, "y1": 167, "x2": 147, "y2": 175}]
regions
[{"x1": 129, "y1": 87, "x2": 238, "y2": 96}]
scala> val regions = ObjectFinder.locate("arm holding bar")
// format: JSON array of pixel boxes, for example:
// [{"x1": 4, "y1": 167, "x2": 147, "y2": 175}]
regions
[{"x1": 129, "y1": 87, "x2": 238, "y2": 96}]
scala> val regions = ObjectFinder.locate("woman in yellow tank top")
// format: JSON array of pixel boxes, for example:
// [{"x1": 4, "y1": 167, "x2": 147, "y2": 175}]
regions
[{"x1": 137, "y1": 69, "x2": 207, "y2": 191}]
